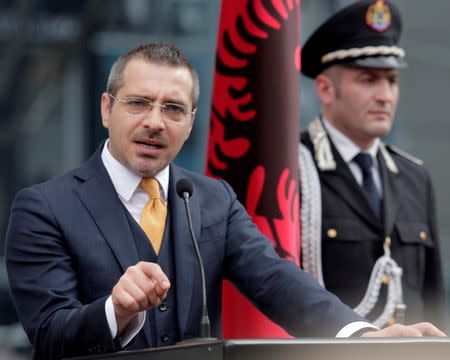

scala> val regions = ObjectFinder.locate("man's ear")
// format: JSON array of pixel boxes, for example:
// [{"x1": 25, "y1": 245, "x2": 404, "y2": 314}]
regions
[
  {"x1": 315, "y1": 74, "x2": 336, "y2": 105},
  {"x1": 185, "y1": 118, "x2": 194, "y2": 140},
  {"x1": 100, "y1": 92, "x2": 111, "y2": 129}
]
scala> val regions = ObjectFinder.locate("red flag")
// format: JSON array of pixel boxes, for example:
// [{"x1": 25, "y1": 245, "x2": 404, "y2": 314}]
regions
[{"x1": 206, "y1": 0, "x2": 301, "y2": 338}]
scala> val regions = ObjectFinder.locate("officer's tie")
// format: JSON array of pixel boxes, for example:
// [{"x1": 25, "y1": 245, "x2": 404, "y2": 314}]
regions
[
  {"x1": 353, "y1": 152, "x2": 380, "y2": 217},
  {"x1": 140, "y1": 178, "x2": 167, "y2": 255}
]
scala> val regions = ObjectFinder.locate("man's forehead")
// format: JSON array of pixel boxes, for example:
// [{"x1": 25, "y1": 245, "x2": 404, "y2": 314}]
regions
[
  {"x1": 343, "y1": 65, "x2": 400, "y2": 76},
  {"x1": 123, "y1": 59, "x2": 166, "y2": 77}
]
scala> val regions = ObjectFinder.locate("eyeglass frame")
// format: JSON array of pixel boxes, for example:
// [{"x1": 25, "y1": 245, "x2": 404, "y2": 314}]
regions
[{"x1": 108, "y1": 93, "x2": 196, "y2": 121}]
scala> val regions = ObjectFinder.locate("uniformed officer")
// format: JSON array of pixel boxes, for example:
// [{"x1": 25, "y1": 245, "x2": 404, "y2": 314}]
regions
[{"x1": 299, "y1": 0, "x2": 446, "y2": 329}]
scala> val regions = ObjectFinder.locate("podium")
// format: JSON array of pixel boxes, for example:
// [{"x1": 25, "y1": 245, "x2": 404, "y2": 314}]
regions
[{"x1": 71, "y1": 338, "x2": 450, "y2": 360}]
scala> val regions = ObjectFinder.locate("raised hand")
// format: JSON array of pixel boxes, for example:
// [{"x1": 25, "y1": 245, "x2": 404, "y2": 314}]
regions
[{"x1": 112, "y1": 262, "x2": 171, "y2": 333}]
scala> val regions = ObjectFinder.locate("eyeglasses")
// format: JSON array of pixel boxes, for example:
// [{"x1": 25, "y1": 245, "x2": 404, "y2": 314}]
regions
[{"x1": 108, "y1": 93, "x2": 196, "y2": 122}]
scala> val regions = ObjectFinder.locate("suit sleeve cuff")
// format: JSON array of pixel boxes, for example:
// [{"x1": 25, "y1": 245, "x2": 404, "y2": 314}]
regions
[
  {"x1": 336, "y1": 321, "x2": 379, "y2": 338},
  {"x1": 105, "y1": 295, "x2": 146, "y2": 347}
]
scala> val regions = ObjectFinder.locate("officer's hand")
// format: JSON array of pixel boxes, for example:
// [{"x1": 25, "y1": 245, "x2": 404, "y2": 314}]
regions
[
  {"x1": 112, "y1": 261, "x2": 171, "y2": 334},
  {"x1": 361, "y1": 322, "x2": 447, "y2": 337}
]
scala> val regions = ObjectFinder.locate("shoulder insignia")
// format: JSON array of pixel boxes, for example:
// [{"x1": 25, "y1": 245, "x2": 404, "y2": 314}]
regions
[{"x1": 384, "y1": 143, "x2": 424, "y2": 166}]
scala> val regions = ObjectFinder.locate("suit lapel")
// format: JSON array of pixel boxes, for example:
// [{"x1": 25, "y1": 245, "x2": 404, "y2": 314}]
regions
[
  {"x1": 320, "y1": 142, "x2": 381, "y2": 228},
  {"x1": 73, "y1": 147, "x2": 139, "y2": 272},
  {"x1": 74, "y1": 150, "x2": 203, "y2": 338},
  {"x1": 378, "y1": 152, "x2": 401, "y2": 235},
  {"x1": 169, "y1": 165, "x2": 201, "y2": 337}
]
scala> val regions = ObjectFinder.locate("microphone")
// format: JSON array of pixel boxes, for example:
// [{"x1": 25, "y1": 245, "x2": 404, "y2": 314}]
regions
[{"x1": 176, "y1": 178, "x2": 213, "y2": 339}]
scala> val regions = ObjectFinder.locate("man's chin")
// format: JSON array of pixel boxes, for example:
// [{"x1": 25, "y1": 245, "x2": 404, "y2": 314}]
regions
[
  {"x1": 131, "y1": 161, "x2": 163, "y2": 179},
  {"x1": 369, "y1": 123, "x2": 392, "y2": 138}
]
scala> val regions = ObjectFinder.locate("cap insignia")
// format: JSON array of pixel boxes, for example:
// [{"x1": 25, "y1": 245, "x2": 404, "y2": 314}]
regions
[{"x1": 366, "y1": 0, "x2": 391, "y2": 33}]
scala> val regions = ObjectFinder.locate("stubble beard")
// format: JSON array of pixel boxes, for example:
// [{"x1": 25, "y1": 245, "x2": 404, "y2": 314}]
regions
[{"x1": 131, "y1": 158, "x2": 165, "y2": 178}]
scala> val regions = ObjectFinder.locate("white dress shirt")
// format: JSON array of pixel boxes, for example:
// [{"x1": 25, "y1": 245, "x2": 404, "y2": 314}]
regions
[
  {"x1": 323, "y1": 118, "x2": 382, "y2": 197},
  {"x1": 101, "y1": 140, "x2": 169, "y2": 346}
]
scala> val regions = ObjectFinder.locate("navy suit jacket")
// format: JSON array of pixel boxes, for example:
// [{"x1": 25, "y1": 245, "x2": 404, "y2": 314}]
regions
[{"x1": 6, "y1": 145, "x2": 363, "y2": 359}]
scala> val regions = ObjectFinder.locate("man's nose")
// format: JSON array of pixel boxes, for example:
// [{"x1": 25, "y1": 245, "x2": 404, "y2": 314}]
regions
[
  {"x1": 142, "y1": 105, "x2": 165, "y2": 129},
  {"x1": 376, "y1": 79, "x2": 395, "y2": 102}
]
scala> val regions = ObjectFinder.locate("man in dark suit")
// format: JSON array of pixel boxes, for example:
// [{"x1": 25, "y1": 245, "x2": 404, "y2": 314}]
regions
[
  {"x1": 5, "y1": 42, "x2": 445, "y2": 360},
  {"x1": 300, "y1": 0, "x2": 446, "y2": 329}
]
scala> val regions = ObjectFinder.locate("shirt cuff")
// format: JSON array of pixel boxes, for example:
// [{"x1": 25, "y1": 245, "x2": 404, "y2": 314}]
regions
[
  {"x1": 336, "y1": 321, "x2": 379, "y2": 338},
  {"x1": 105, "y1": 295, "x2": 146, "y2": 347}
]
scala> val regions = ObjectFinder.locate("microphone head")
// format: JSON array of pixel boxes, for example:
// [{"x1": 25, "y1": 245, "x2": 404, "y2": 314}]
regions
[{"x1": 176, "y1": 178, "x2": 194, "y2": 198}]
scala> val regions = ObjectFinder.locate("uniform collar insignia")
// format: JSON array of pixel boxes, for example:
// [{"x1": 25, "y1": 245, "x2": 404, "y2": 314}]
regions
[
  {"x1": 307, "y1": 116, "x2": 336, "y2": 171},
  {"x1": 308, "y1": 116, "x2": 399, "y2": 174},
  {"x1": 379, "y1": 142, "x2": 399, "y2": 174}
]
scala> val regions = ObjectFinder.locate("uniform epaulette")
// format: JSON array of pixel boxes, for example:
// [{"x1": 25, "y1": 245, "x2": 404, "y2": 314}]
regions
[{"x1": 385, "y1": 143, "x2": 424, "y2": 166}]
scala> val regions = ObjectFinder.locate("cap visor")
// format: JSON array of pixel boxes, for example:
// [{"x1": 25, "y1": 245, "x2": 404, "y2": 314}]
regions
[{"x1": 348, "y1": 55, "x2": 407, "y2": 69}]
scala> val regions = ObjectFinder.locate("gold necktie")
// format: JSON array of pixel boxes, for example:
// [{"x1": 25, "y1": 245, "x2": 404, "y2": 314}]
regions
[{"x1": 140, "y1": 178, "x2": 167, "y2": 255}]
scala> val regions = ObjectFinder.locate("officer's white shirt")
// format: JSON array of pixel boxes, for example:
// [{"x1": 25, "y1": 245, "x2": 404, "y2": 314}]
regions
[{"x1": 323, "y1": 117, "x2": 383, "y2": 197}]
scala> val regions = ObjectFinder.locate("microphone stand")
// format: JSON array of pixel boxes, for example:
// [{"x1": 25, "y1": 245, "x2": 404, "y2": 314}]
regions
[{"x1": 180, "y1": 190, "x2": 216, "y2": 341}]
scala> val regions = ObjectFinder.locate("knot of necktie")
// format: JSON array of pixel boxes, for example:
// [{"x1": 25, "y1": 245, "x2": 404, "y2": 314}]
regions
[
  {"x1": 140, "y1": 177, "x2": 162, "y2": 200},
  {"x1": 353, "y1": 152, "x2": 373, "y2": 174}
]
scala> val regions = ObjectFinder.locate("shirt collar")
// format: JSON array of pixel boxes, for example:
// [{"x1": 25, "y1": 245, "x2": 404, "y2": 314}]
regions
[
  {"x1": 101, "y1": 139, "x2": 170, "y2": 201},
  {"x1": 322, "y1": 117, "x2": 380, "y2": 165}
]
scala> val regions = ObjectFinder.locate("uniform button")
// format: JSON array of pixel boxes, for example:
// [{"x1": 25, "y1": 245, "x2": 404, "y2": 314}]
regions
[
  {"x1": 327, "y1": 228, "x2": 337, "y2": 238},
  {"x1": 160, "y1": 332, "x2": 169, "y2": 342},
  {"x1": 158, "y1": 302, "x2": 168, "y2": 312},
  {"x1": 419, "y1": 231, "x2": 427, "y2": 241},
  {"x1": 384, "y1": 236, "x2": 391, "y2": 247}
]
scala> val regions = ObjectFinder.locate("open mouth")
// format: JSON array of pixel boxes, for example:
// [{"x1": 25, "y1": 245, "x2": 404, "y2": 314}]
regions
[
  {"x1": 134, "y1": 138, "x2": 166, "y2": 157},
  {"x1": 136, "y1": 140, "x2": 163, "y2": 149},
  {"x1": 135, "y1": 137, "x2": 165, "y2": 149}
]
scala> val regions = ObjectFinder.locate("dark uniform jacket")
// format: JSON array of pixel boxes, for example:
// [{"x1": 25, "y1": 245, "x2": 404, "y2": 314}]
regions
[{"x1": 301, "y1": 120, "x2": 446, "y2": 329}]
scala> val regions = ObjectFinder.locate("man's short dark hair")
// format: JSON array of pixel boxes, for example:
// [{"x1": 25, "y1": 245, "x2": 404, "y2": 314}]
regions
[{"x1": 106, "y1": 42, "x2": 200, "y2": 109}]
